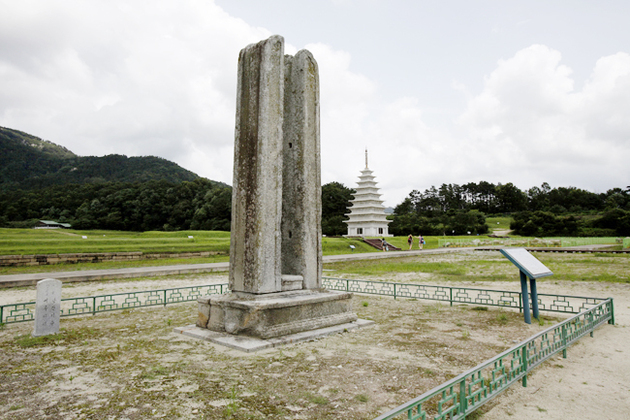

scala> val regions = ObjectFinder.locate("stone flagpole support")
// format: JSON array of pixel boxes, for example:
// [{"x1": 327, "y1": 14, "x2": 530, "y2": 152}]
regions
[{"x1": 192, "y1": 36, "x2": 367, "y2": 345}]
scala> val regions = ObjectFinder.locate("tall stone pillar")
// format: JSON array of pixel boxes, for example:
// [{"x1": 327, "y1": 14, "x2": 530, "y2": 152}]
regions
[
  {"x1": 229, "y1": 35, "x2": 284, "y2": 295},
  {"x1": 282, "y1": 50, "x2": 323, "y2": 291},
  {"x1": 196, "y1": 36, "x2": 359, "y2": 341}
]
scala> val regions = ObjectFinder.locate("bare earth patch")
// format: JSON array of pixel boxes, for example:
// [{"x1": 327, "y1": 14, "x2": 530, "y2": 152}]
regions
[
  {"x1": 1, "y1": 250, "x2": 628, "y2": 419},
  {"x1": 1, "y1": 274, "x2": 555, "y2": 420}
]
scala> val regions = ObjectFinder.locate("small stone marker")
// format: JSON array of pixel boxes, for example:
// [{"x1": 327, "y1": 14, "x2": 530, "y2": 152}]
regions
[{"x1": 33, "y1": 278, "x2": 62, "y2": 336}]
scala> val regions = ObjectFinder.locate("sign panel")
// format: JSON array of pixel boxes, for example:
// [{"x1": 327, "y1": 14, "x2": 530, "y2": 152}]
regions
[{"x1": 500, "y1": 248, "x2": 553, "y2": 279}]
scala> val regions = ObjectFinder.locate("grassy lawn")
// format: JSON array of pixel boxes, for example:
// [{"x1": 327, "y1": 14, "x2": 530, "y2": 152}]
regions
[
  {"x1": 0, "y1": 228, "x2": 231, "y2": 255},
  {"x1": 3, "y1": 228, "x2": 626, "y2": 282},
  {"x1": 324, "y1": 251, "x2": 630, "y2": 284},
  {"x1": 1, "y1": 228, "x2": 386, "y2": 256},
  {"x1": 485, "y1": 216, "x2": 513, "y2": 233}
]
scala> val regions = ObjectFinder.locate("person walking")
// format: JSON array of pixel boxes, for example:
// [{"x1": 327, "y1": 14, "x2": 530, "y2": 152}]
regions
[
  {"x1": 407, "y1": 234, "x2": 413, "y2": 250},
  {"x1": 418, "y1": 235, "x2": 424, "y2": 250},
  {"x1": 381, "y1": 238, "x2": 388, "y2": 252}
]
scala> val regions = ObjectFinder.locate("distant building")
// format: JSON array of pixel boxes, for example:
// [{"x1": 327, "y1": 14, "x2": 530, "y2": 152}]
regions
[
  {"x1": 35, "y1": 220, "x2": 72, "y2": 229},
  {"x1": 344, "y1": 150, "x2": 392, "y2": 237}
]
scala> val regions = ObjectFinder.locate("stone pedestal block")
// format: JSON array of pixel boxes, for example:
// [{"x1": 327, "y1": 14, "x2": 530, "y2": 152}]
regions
[{"x1": 197, "y1": 290, "x2": 357, "y2": 339}]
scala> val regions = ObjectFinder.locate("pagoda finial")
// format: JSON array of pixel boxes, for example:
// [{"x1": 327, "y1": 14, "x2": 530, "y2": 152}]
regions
[{"x1": 365, "y1": 148, "x2": 368, "y2": 169}]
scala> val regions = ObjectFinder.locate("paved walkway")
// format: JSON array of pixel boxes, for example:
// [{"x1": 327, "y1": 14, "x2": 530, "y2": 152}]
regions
[{"x1": 0, "y1": 248, "x2": 461, "y2": 288}]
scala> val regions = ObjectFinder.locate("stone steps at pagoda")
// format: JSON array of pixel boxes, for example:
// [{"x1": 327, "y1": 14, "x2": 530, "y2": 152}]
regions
[{"x1": 363, "y1": 238, "x2": 401, "y2": 251}]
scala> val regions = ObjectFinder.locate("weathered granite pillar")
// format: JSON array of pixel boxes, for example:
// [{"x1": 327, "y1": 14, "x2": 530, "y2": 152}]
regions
[
  {"x1": 281, "y1": 50, "x2": 322, "y2": 291},
  {"x1": 229, "y1": 35, "x2": 284, "y2": 295},
  {"x1": 197, "y1": 36, "x2": 358, "y2": 340}
]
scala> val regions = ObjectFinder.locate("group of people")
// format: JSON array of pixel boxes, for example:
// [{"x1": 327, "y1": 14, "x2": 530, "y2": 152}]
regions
[
  {"x1": 378, "y1": 234, "x2": 425, "y2": 252},
  {"x1": 408, "y1": 234, "x2": 424, "y2": 250}
]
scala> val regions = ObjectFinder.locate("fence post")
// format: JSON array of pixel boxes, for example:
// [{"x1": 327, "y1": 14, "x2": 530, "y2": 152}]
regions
[
  {"x1": 164, "y1": 289, "x2": 167, "y2": 307},
  {"x1": 459, "y1": 379, "x2": 467, "y2": 417},
  {"x1": 450, "y1": 287, "x2": 453, "y2": 307},
  {"x1": 0, "y1": 305, "x2": 3, "y2": 325},
  {"x1": 346, "y1": 279, "x2": 349, "y2": 292},
  {"x1": 609, "y1": 298, "x2": 615, "y2": 325},
  {"x1": 521, "y1": 345, "x2": 528, "y2": 387},
  {"x1": 394, "y1": 283, "x2": 397, "y2": 300},
  {"x1": 561, "y1": 324, "x2": 567, "y2": 359},
  {"x1": 92, "y1": 297, "x2": 96, "y2": 316},
  {"x1": 589, "y1": 311, "x2": 595, "y2": 338}
]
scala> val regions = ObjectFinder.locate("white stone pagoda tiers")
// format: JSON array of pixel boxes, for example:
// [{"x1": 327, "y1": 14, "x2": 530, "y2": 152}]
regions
[{"x1": 344, "y1": 150, "x2": 392, "y2": 237}]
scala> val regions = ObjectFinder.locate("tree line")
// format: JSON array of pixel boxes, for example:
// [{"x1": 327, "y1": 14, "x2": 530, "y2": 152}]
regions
[
  {"x1": 392, "y1": 182, "x2": 630, "y2": 237},
  {"x1": 1, "y1": 178, "x2": 628, "y2": 237},
  {"x1": 0, "y1": 180, "x2": 354, "y2": 235},
  {"x1": 0, "y1": 179, "x2": 231, "y2": 232}
]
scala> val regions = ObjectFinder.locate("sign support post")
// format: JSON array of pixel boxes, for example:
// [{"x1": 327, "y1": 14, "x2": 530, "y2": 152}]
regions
[{"x1": 500, "y1": 248, "x2": 552, "y2": 324}]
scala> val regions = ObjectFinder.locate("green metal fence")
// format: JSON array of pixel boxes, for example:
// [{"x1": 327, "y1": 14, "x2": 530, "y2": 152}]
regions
[
  {"x1": 624, "y1": 237, "x2": 630, "y2": 249},
  {"x1": 374, "y1": 298, "x2": 614, "y2": 420},
  {"x1": 437, "y1": 238, "x2": 549, "y2": 248},
  {"x1": 0, "y1": 283, "x2": 226, "y2": 325},
  {"x1": 1, "y1": 278, "x2": 606, "y2": 325},
  {"x1": 322, "y1": 277, "x2": 607, "y2": 314},
  {"x1": 438, "y1": 237, "x2": 620, "y2": 249},
  {"x1": 557, "y1": 237, "x2": 620, "y2": 247}
]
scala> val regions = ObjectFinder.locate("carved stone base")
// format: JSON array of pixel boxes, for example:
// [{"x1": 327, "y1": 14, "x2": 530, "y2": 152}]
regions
[{"x1": 197, "y1": 290, "x2": 357, "y2": 339}]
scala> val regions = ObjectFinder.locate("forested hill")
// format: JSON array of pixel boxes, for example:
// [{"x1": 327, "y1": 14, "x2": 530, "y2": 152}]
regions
[{"x1": 0, "y1": 126, "x2": 199, "y2": 190}]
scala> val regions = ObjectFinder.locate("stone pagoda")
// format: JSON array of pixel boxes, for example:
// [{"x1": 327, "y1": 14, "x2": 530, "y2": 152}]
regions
[{"x1": 344, "y1": 150, "x2": 392, "y2": 237}]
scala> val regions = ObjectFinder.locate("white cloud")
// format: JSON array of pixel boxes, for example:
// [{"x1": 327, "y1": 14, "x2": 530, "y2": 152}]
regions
[
  {"x1": 456, "y1": 45, "x2": 630, "y2": 192},
  {"x1": 0, "y1": 0, "x2": 270, "y2": 183},
  {"x1": 1, "y1": 1, "x2": 628, "y2": 209}
]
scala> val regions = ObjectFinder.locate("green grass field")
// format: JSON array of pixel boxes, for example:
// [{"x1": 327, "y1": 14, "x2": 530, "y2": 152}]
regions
[
  {"x1": 0, "y1": 228, "x2": 232, "y2": 255},
  {"x1": 0, "y1": 228, "x2": 445, "y2": 257},
  {"x1": 0, "y1": 228, "x2": 438, "y2": 275},
  {"x1": 324, "y1": 251, "x2": 630, "y2": 284},
  {"x1": 485, "y1": 216, "x2": 513, "y2": 233}
]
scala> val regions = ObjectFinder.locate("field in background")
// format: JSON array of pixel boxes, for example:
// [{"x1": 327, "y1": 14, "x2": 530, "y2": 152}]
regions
[
  {"x1": 0, "y1": 228, "x2": 428, "y2": 257},
  {"x1": 486, "y1": 216, "x2": 513, "y2": 232},
  {"x1": 0, "y1": 228, "x2": 231, "y2": 255},
  {"x1": 323, "y1": 250, "x2": 630, "y2": 284},
  {"x1": 1, "y1": 215, "x2": 519, "y2": 257}
]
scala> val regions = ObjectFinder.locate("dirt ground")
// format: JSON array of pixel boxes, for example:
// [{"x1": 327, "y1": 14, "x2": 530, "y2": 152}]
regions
[{"x1": 1, "y1": 270, "x2": 628, "y2": 419}]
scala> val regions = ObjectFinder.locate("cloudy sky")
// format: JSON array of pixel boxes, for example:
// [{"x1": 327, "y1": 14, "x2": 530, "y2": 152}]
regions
[{"x1": 1, "y1": 0, "x2": 629, "y2": 206}]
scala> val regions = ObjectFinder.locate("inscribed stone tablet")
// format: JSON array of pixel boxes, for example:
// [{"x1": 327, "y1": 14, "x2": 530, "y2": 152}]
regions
[
  {"x1": 500, "y1": 248, "x2": 553, "y2": 279},
  {"x1": 33, "y1": 278, "x2": 62, "y2": 337}
]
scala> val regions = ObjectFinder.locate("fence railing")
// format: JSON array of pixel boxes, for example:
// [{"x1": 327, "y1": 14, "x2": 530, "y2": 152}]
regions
[
  {"x1": 374, "y1": 298, "x2": 614, "y2": 420},
  {"x1": 1, "y1": 278, "x2": 605, "y2": 325},
  {"x1": 557, "y1": 237, "x2": 621, "y2": 247},
  {"x1": 438, "y1": 238, "x2": 557, "y2": 248},
  {"x1": 322, "y1": 277, "x2": 606, "y2": 315},
  {"x1": 438, "y1": 237, "x2": 621, "y2": 249},
  {"x1": 0, "y1": 283, "x2": 227, "y2": 325}
]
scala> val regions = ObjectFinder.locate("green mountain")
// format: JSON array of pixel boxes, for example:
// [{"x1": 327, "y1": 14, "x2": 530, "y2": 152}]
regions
[{"x1": 0, "y1": 126, "x2": 200, "y2": 190}]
